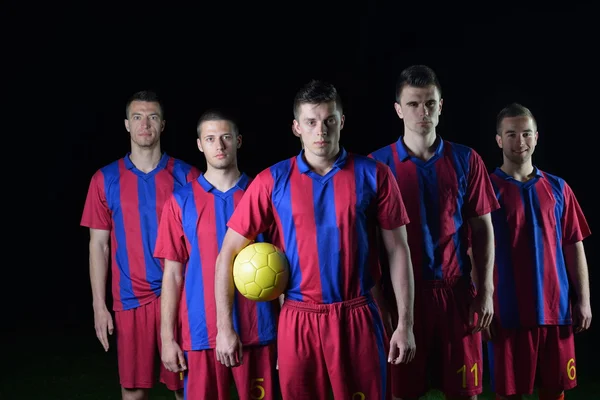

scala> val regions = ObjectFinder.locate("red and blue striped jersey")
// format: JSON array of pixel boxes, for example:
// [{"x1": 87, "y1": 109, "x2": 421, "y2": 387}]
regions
[
  {"x1": 369, "y1": 138, "x2": 499, "y2": 282},
  {"x1": 154, "y1": 173, "x2": 278, "y2": 351},
  {"x1": 226, "y1": 148, "x2": 410, "y2": 304},
  {"x1": 80, "y1": 153, "x2": 201, "y2": 311},
  {"x1": 489, "y1": 167, "x2": 591, "y2": 328}
]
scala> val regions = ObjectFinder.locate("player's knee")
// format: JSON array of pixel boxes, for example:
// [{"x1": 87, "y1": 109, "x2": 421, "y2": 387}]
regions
[{"x1": 121, "y1": 387, "x2": 148, "y2": 400}]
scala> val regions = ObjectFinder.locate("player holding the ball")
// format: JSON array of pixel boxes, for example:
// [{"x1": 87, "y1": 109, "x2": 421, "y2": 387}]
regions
[
  {"x1": 154, "y1": 110, "x2": 279, "y2": 400},
  {"x1": 215, "y1": 80, "x2": 416, "y2": 399}
]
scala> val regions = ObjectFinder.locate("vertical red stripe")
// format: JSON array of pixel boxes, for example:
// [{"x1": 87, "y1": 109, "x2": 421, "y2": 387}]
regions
[
  {"x1": 535, "y1": 182, "x2": 560, "y2": 322},
  {"x1": 119, "y1": 160, "x2": 150, "y2": 298},
  {"x1": 503, "y1": 184, "x2": 537, "y2": 326},
  {"x1": 194, "y1": 182, "x2": 219, "y2": 348},
  {"x1": 333, "y1": 156, "x2": 357, "y2": 299},
  {"x1": 391, "y1": 146, "x2": 423, "y2": 282},
  {"x1": 435, "y1": 151, "x2": 461, "y2": 279},
  {"x1": 233, "y1": 189, "x2": 259, "y2": 343},
  {"x1": 290, "y1": 166, "x2": 323, "y2": 303}
]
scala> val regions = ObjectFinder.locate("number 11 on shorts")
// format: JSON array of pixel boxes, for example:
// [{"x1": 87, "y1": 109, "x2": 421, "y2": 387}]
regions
[{"x1": 456, "y1": 363, "x2": 478, "y2": 388}]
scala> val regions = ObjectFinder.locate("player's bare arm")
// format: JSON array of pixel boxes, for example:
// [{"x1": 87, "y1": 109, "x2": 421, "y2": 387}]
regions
[
  {"x1": 215, "y1": 228, "x2": 252, "y2": 367},
  {"x1": 468, "y1": 213, "x2": 495, "y2": 332},
  {"x1": 564, "y1": 241, "x2": 592, "y2": 333},
  {"x1": 380, "y1": 224, "x2": 416, "y2": 365},
  {"x1": 89, "y1": 228, "x2": 113, "y2": 352},
  {"x1": 161, "y1": 259, "x2": 187, "y2": 373}
]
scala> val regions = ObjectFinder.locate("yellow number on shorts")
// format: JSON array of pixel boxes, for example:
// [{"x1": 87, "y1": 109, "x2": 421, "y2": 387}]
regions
[
  {"x1": 567, "y1": 358, "x2": 576, "y2": 380},
  {"x1": 456, "y1": 363, "x2": 478, "y2": 388},
  {"x1": 352, "y1": 392, "x2": 366, "y2": 400},
  {"x1": 250, "y1": 378, "x2": 265, "y2": 400}
]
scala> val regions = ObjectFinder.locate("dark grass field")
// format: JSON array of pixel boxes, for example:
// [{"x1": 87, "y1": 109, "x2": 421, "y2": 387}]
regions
[{"x1": 2, "y1": 320, "x2": 598, "y2": 399}]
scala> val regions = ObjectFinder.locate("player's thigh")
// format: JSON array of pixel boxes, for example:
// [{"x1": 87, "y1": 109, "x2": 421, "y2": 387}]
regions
[
  {"x1": 440, "y1": 286, "x2": 483, "y2": 397},
  {"x1": 538, "y1": 325, "x2": 578, "y2": 392},
  {"x1": 488, "y1": 327, "x2": 538, "y2": 397},
  {"x1": 232, "y1": 343, "x2": 278, "y2": 400},
  {"x1": 390, "y1": 294, "x2": 435, "y2": 399},
  {"x1": 277, "y1": 303, "x2": 329, "y2": 399},
  {"x1": 114, "y1": 304, "x2": 157, "y2": 388},
  {"x1": 326, "y1": 301, "x2": 388, "y2": 399},
  {"x1": 185, "y1": 350, "x2": 231, "y2": 400}
]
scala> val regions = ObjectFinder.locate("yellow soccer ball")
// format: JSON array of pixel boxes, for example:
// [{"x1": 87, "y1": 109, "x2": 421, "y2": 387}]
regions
[{"x1": 233, "y1": 242, "x2": 289, "y2": 301}]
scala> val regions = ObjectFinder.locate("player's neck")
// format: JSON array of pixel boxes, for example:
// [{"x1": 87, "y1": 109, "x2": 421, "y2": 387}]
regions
[
  {"x1": 303, "y1": 147, "x2": 340, "y2": 176},
  {"x1": 500, "y1": 159, "x2": 535, "y2": 182},
  {"x1": 402, "y1": 131, "x2": 438, "y2": 161},
  {"x1": 129, "y1": 144, "x2": 163, "y2": 173},
  {"x1": 204, "y1": 165, "x2": 241, "y2": 193}
]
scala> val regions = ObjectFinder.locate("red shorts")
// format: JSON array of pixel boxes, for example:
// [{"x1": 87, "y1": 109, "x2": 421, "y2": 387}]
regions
[
  {"x1": 114, "y1": 298, "x2": 183, "y2": 391},
  {"x1": 183, "y1": 343, "x2": 277, "y2": 400},
  {"x1": 391, "y1": 278, "x2": 482, "y2": 398},
  {"x1": 488, "y1": 325, "x2": 577, "y2": 396},
  {"x1": 278, "y1": 295, "x2": 388, "y2": 400}
]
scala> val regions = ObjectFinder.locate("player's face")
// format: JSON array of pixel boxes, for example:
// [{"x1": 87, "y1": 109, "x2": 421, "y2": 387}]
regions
[
  {"x1": 496, "y1": 116, "x2": 538, "y2": 165},
  {"x1": 197, "y1": 120, "x2": 241, "y2": 170},
  {"x1": 125, "y1": 101, "x2": 164, "y2": 149},
  {"x1": 293, "y1": 101, "x2": 344, "y2": 159},
  {"x1": 394, "y1": 85, "x2": 443, "y2": 136}
]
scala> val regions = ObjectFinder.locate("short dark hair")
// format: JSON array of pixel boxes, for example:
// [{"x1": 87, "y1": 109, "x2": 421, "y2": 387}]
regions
[
  {"x1": 496, "y1": 103, "x2": 537, "y2": 135},
  {"x1": 125, "y1": 90, "x2": 164, "y2": 119},
  {"x1": 395, "y1": 65, "x2": 442, "y2": 103},
  {"x1": 196, "y1": 109, "x2": 239, "y2": 138},
  {"x1": 293, "y1": 79, "x2": 343, "y2": 119}
]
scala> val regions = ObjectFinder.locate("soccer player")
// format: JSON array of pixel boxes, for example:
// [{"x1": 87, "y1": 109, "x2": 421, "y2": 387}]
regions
[
  {"x1": 484, "y1": 103, "x2": 592, "y2": 400},
  {"x1": 153, "y1": 110, "x2": 279, "y2": 400},
  {"x1": 369, "y1": 64, "x2": 499, "y2": 400},
  {"x1": 80, "y1": 90, "x2": 201, "y2": 400},
  {"x1": 214, "y1": 79, "x2": 416, "y2": 400}
]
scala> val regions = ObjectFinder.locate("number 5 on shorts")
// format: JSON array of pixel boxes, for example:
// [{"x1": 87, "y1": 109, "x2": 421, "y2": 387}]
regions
[{"x1": 250, "y1": 378, "x2": 265, "y2": 400}]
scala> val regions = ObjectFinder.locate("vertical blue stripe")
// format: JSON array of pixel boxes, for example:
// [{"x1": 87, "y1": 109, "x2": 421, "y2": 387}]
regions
[
  {"x1": 367, "y1": 302, "x2": 387, "y2": 400},
  {"x1": 178, "y1": 191, "x2": 208, "y2": 348},
  {"x1": 354, "y1": 158, "x2": 376, "y2": 294},
  {"x1": 486, "y1": 341, "x2": 495, "y2": 393},
  {"x1": 491, "y1": 187, "x2": 520, "y2": 328},
  {"x1": 214, "y1": 194, "x2": 240, "y2": 335},
  {"x1": 551, "y1": 179, "x2": 570, "y2": 322},
  {"x1": 254, "y1": 233, "x2": 277, "y2": 344},
  {"x1": 418, "y1": 167, "x2": 440, "y2": 279},
  {"x1": 139, "y1": 175, "x2": 162, "y2": 297},
  {"x1": 312, "y1": 178, "x2": 341, "y2": 304},
  {"x1": 103, "y1": 163, "x2": 138, "y2": 309},
  {"x1": 183, "y1": 351, "x2": 189, "y2": 400},
  {"x1": 525, "y1": 188, "x2": 545, "y2": 322},
  {"x1": 270, "y1": 163, "x2": 303, "y2": 301},
  {"x1": 449, "y1": 148, "x2": 468, "y2": 276}
]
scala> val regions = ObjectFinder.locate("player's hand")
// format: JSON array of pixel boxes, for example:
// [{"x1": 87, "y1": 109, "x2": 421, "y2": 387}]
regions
[
  {"x1": 388, "y1": 327, "x2": 416, "y2": 365},
  {"x1": 216, "y1": 328, "x2": 243, "y2": 367},
  {"x1": 93, "y1": 304, "x2": 114, "y2": 352},
  {"x1": 572, "y1": 299, "x2": 592, "y2": 333},
  {"x1": 469, "y1": 291, "x2": 493, "y2": 333},
  {"x1": 162, "y1": 339, "x2": 187, "y2": 373}
]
